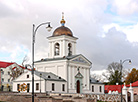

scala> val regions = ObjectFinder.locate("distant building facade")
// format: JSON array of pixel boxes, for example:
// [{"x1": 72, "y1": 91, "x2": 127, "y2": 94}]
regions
[{"x1": 0, "y1": 61, "x2": 25, "y2": 91}]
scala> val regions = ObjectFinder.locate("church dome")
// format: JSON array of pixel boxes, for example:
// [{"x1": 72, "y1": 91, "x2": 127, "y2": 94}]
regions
[
  {"x1": 52, "y1": 12, "x2": 73, "y2": 37},
  {"x1": 53, "y1": 26, "x2": 73, "y2": 37}
]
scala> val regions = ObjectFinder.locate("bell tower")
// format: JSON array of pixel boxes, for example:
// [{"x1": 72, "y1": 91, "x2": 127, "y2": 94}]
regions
[{"x1": 47, "y1": 13, "x2": 78, "y2": 58}]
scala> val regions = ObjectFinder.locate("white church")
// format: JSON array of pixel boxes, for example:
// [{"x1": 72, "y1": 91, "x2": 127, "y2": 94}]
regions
[{"x1": 13, "y1": 14, "x2": 104, "y2": 94}]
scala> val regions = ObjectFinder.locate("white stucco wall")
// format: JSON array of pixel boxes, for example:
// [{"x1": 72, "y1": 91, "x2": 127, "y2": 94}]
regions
[
  {"x1": 68, "y1": 56, "x2": 91, "y2": 93},
  {"x1": 46, "y1": 81, "x2": 67, "y2": 93},
  {"x1": 35, "y1": 60, "x2": 67, "y2": 80},
  {"x1": 12, "y1": 71, "x2": 67, "y2": 93},
  {"x1": 48, "y1": 35, "x2": 78, "y2": 58},
  {"x1": 35, "y1": 54, "x2": 92, "y2": 94},
  {"x1": 90, "y1": 84, "x2": 104, "y2": 94}
]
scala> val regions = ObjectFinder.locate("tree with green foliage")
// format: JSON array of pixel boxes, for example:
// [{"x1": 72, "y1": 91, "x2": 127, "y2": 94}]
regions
[
  {"x1": 125, "y1": 68, "x2": 138, "y2": 85},
  {"x1": 108, "y1": 62, "x2": 122, "y2": 85},
  {"x1": 103, "y1": 62, "x2": 126, "y2": 85},
  {"x1": 109, "y1": 70, "x2": 122, "y2": 85}
]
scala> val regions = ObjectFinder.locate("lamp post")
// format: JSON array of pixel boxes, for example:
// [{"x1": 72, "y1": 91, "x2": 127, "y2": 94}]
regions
[
  {"x1": 120, "y1": 59, "x2": 131, "y2": 102},
  {"x1": 40, "y1": 73, "x2": 42, "y2": 93},
  {"x1": 32, "y1": 22, "x2": 52, "y2": 102}
]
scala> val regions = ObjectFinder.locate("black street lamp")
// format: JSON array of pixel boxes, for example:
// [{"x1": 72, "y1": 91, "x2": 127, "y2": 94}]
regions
[
  {"x1": 120, "y1": 59, "x2": 131, "y2": 102},
  {"x1": 40, "y1": 73, "x2": 42, "y2": 93},
  {"x1": 32, "y1": 22, "x2": 52, "y2": 102}
]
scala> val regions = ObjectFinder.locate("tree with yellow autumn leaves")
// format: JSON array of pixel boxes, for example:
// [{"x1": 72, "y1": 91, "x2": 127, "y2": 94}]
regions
[{"x1": 125, "y1": 68, "x2": 138, "y2": 85}]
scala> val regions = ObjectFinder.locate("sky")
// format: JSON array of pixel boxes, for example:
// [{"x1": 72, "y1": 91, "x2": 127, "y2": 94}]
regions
[{"x1": 0, "y1": 0, "x2": 138, "y2": 74}]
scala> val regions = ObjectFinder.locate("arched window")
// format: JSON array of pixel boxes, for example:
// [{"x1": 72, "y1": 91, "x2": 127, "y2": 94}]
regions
[
  {"x1": 68, "y1": 43, "x2": 72, "y2": 56},
  {"x1": 55, "y1": 43, "x2": 60, "y2": 56}
]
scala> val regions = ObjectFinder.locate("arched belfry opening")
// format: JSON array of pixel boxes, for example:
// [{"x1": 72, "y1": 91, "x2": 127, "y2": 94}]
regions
[
  {"x1": 55, "y1": 43, "x2": 60, "y2": 56},
  {"x1": 68, "y1": 43, "x2": 72, "y2": 56}
]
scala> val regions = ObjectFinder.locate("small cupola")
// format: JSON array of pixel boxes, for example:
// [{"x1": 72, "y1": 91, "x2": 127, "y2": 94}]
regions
[{"x1": 52, "y1": 12, "x2": 73, "y2": 37}]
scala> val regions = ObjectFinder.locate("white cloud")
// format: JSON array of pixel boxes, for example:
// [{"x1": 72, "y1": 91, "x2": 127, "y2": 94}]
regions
[
  {"x1": 112, "y1": 0, "x2": 138, "y2": 15},
  {"x1": 91, "y1": 69, "x2": 107, "y2": 75},
  {"x1": 122, "y1": 23, "x2": 138, "y2": 42},
  {"x1": 103, "y1": 22, "x2": 138, "y2": 42},
  {"x1": 103, "y1": 23, "x2": 121, "y2": 33}
]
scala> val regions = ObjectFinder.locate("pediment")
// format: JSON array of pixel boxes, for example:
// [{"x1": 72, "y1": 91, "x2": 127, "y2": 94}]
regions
[
  {"x1": 70, "y1": 54, "x2": 92, "y2": 65},
  {"x1": 75, "y1": 72, "x2": 83, "y2": 78}
]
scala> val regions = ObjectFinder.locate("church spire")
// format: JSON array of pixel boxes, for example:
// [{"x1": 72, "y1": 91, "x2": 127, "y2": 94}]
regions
[{"x1": 60, "y1": 12, "x2": 65, "y2": 26}]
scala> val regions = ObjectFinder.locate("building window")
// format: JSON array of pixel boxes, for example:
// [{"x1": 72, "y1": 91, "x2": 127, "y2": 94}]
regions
[
  {"x1": 36, "y1": 83, "x2": 39, "y2": 90},
  {"x1": 52, "y1": 83, "x2": 55, "y2": 91},
  {"x1": 99, "y1": 86, "x2": 102, "y2": 92},
  {"x1": 8, "y1": 86, "x2": 10, "y2": 91},
  {"x1": 27, "y1": 83, "x2": 30, "y2": 92},
  {"x1": 2, "y1": 71, "x2": 4, "y2": 75},
  {"x1": 68, "y1": 43, "x2": 72, "y2": 56},
  {"x1": 92, "y1": 85, "x2": 94, "y2": 92},
  {"x1": 48, "y1": 75, "x2": 51, "y2": 78},
  {"x1": 8, "y1": 71, "x2": 10, "y2": 75},
  {"x1": 62, "y1": 84, "x2": 65, "y2": 91},
  {"x1": 17, "y1": 84, "x2": 20, "y2": 91},
  {"x1": 27, "y1": 75, "x2": 29, "y2": 78},
  {"x1": 55, "y1": 43, "x2": 60, "y2": 56},
  {"x1": 27, "y1": 83, "x2": 30, "y2": 90},
  {"x1": 8, "y1": 79, "x2": 10, "y2": 82},
  {"x1": 2, "y1": 78, "x2": 4, "y2": 82}
]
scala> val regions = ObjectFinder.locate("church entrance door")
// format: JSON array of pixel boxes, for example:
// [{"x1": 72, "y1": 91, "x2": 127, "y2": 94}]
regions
[
  {"x1": 75, "y1": 68, "x2": 83, "y2": 93},
  {"x1": 76, "y1": 80, "x2": 80, "y2": 93}
]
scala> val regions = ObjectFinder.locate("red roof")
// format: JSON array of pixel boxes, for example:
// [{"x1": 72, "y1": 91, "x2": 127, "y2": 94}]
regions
[
  {"x1": 0, "y1": 61, "x2": 26, "y2": 69},
  {"x1": 126, "y1": 81, "x2": 138, "y2": 87},
  {"x1": 105, "y1": 81, "x2": 138, "y2": 93},
  {"x1": 0, "y1": 61, "x2": 14, "y2": 68},
  {"x1": 0, "y1": 61, "x2": 35, "y2": 71},
  {"x1": 105, "y1": 85, "x2": 122, "y2": 93},
  {"x1": 132, "y1": 81, "x2": 138, "y2": 87},
  {"x1": 12, "y1": 67, "x2": 16, "y2": 70}
]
